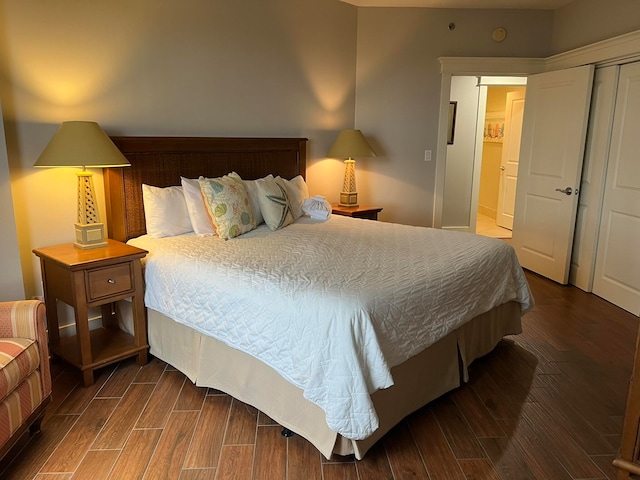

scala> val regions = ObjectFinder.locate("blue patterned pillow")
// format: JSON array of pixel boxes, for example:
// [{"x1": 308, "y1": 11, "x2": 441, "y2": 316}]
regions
[{"x1": 198, "y1": 174, "x2": 255, "y2": 239}]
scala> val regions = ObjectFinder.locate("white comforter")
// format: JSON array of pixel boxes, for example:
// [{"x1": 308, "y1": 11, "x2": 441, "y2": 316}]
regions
[{"x1": 129, "y1": 215, "x2": 533, "y2": 440}]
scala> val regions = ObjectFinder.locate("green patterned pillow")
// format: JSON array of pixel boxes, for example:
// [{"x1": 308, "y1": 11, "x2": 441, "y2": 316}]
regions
[
  {"x1": 256, "y1": 176, "x2": 294, "y2": 231},
  {"x1": 198, "y1": 174, "x2": 256, "y2": 239}
]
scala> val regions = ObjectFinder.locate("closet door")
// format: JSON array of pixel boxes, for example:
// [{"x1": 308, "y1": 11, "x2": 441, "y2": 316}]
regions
[
  {"x1": 592, "y1": 61, "x2": 640, "y2": 316},
  {"x1": 569, "y1": 66, "x2": 619, "y2": 292}
]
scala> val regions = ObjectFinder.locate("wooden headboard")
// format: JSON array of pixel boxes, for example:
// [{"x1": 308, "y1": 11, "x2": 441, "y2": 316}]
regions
[{"x1": 104, "y1": 136, "x2": 308, "y2": 242}]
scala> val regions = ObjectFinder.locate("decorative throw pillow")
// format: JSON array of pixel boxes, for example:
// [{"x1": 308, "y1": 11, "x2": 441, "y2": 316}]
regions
[
  {"x1": 242, "y1": 174, "x2": 273, "y2": 226},
  {"x1": 277, "y1": 175, "x2": 309, "y2": 220},
  {"x1": 141, "y1": 184, "x2": 193, "y2": 238},
  {"x1": 198, "y1": 174, "x2": 256, "y2": 239},
  {"x1": 180, "y1": 177, "x2": 215, "y2": 236},
  {"x1": 255, "y1": 177, "x2": 294, "y2": 231}
]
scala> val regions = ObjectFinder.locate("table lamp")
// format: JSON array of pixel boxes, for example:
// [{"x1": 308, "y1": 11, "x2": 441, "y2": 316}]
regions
[
  {"x1": 34, "y1": 121, "x2": 130, "y2": 249},
  {"x1": 328, "y1": 129, "x2": 376, "y2": 207}
]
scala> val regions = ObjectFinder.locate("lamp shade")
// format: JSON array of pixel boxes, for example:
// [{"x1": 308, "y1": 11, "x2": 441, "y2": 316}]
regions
[
  {"x1": 34, "y1": 121, "x2": 130, "y2": 168},
  {"x1": 328, "y1": 129, "x2": 376, "y2": 159}
]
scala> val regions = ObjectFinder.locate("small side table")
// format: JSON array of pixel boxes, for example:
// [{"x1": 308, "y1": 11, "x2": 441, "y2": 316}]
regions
[
  {"x1": 33, "y1": 239, "x2": 148, "y2": 386},
  {"x1": 331, "y1": 205, "x2": 383, "y2": 221}
]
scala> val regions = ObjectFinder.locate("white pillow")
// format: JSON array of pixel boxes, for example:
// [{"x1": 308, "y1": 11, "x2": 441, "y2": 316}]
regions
[
  {"x1": 141, "y1": 184, "x2": 193, "y2": 238},
  {"x1": 255, "y1": 177, "x2": 294, "y2": 231},
  {"x1": 181, "y1": 177, "x2": 215, "y2": 236},
  {"x1": 242, "y1": 174, "x2": 273, "y2": 226},
  {"x1": 276, "y1": 175, "x2": 309, "y2": 220}
]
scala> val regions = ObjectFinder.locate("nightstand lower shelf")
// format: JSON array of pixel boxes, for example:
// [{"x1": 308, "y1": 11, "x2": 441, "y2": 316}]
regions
[{"x1": 51, "y1": 327, "x2": 148, "y2": 377}]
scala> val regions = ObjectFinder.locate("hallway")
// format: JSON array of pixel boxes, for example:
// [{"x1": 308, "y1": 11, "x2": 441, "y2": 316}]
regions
[{"x1": 476, "y1": 212, "x2": 512, "y2": 239}]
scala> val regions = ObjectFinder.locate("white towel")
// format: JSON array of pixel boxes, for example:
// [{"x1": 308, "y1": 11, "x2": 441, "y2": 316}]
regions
[{"x1": 302, "y1": 195, "x2": 331, "y2": 220}]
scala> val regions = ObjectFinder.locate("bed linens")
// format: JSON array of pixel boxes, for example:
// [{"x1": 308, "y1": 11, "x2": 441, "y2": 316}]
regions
[{"x1": 128, "y1": 215, "x2": 533, "y2": 440}]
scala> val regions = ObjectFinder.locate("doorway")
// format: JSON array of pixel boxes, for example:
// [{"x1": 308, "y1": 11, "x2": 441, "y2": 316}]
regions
[
  {"x1": 435, "y1": 45, "x2": 639, "y2": 309},
  {"x1": 475, "y1": 84, "x2": 526, "y2": 239},
  {"x1": 441, "y1": 76, "x2": 527, "y2": 237}
]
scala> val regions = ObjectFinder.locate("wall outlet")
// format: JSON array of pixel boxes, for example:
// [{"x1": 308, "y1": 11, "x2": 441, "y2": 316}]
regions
[{"x1": 424, "y1": 149, "x2": 432, "y2": 162}]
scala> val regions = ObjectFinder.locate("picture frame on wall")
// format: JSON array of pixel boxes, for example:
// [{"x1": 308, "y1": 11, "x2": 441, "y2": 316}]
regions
[
  {"x1": 484, "y1": 112, "x2": 505, "y2": 143},
  {"x1": 447, "y1": 101, "x2": 457, "y2": 145}
]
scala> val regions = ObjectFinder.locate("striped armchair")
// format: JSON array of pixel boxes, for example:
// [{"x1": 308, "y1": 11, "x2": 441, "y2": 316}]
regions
[{"x1": 0, "y1": 300, "x2": 52, "y2": 460}]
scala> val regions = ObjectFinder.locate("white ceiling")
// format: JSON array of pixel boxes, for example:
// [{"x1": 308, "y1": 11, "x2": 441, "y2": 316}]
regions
[{"x1": 341, "y1": 0, "x2": 574, "y2": 9}]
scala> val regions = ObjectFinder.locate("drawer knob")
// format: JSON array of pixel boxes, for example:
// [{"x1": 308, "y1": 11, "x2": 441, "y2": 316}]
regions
[{"x1": 107, "y1": 279, "x2": 115, "y2": 284}]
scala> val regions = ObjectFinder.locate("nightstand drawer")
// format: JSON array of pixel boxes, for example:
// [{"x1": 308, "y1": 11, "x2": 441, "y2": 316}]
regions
[{"x1": 87, "y1": 264, "x2": 133, "y2": 301}]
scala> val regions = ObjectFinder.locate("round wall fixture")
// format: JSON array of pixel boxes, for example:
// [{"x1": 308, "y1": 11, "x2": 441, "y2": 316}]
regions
[{"x1": 492, "y1": 27, "x2": 507, "y2": 42}]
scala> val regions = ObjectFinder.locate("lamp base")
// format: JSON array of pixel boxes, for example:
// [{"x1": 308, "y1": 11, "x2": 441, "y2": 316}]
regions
[
  {"x1": 339, "y1": 191, "x2": 359, "y2": 207},
  {"x1": 74, "y1": 222, "x2": 108, "y2": 249}
]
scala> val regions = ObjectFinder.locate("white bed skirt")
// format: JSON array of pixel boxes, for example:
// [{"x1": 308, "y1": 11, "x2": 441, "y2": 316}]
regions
[{"x1": 118, "y1": 300, "x2": 522, "y2": 459}]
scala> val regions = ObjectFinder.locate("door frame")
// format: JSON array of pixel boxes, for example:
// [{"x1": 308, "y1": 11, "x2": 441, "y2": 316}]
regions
[
  {"x1": 433, "y1": 30, "x2": 640, "y2": 228},
  {"x1": 442, "y1": 76, "x2": 527, "y2": 233},
  {"x1": 473, "y1": 79, "x2": 528, "y2": 233},
  {"x1": 434, "y1": 59, "x2": 544, "y2": 228}
]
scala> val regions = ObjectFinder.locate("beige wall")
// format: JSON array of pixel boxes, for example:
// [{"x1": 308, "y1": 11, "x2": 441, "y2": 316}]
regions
[
  {"x1": 353, "y1": 8, "x2": 553, "y2": 227},
  {"x1": 478, "y1": 142, "x2": 502, "y2": 218},
  {"x1": 552, "y1": 0, "x2": 640, "y2": 54},
  {"x1": 354, "y1": 3, "x2": 640, "y2": 228},
  {"x1": 0, "y1": 101, "x2": 23, "y2": 300},
  {"x1": 1, "y1": 0, "x2": 639, "y2": 298},
  {"x1": 0, "y1": 0, "x2": 358, "y2": 298}
]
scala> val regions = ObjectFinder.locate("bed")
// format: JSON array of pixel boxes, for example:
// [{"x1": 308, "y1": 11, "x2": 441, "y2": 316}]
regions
[{"x1": 104, "y1": 136, "x2": 533, "y2": 460}]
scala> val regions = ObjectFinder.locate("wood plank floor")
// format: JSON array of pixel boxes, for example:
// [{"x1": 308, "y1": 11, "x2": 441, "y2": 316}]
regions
[{"x1": 1, "y1": 271, "x2": 637, "y2": 479}]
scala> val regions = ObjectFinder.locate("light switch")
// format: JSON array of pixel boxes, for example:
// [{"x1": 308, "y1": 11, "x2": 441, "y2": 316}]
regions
[{"x1": 424, "y1": 150, "x2": 432, "y2": 162}]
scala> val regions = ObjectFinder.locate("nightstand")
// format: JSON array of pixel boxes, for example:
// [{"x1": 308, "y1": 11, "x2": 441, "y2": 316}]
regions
[
  {"x1": 33, "y1": 239, "x2": 148, "y2": 386},
  {"x1": 331, "y1": 205, "x2": 383, "y2": 221}
]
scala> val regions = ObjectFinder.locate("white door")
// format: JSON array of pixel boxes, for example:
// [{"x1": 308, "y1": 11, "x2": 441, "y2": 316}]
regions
[
  {"x1": 496, "y1": 90, "x2": 525, "y2": 230},
  {"x1": 592, "y1": 62, "x2": 640, "y2": 315},
  {"x1": 512, "y1": 65, "x2": 595, "y2": 284},
  {"x1": 569, "y1": 66, "x2": 619, "y2": 292}
]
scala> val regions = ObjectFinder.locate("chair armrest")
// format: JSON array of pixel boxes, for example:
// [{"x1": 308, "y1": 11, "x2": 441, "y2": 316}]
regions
[
  {"x1": 0, "y1": 299, "x2": 51, "y2": 398},
  {"x1": 0, "y1": 300, "x2": 46, "y2": 341}
]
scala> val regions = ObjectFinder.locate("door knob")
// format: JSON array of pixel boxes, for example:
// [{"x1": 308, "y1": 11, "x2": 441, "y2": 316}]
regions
[
  {"x1": 555, "y1": 187, "x2": 573, "y2": 195},
  {"x1": 500, "y1": 166, "x2": 505, "y2": 171}
]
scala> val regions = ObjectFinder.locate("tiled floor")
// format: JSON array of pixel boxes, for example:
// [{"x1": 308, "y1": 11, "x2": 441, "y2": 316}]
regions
[{"x1": 476, "y1": 212, "x2": 512, "y2": 239}]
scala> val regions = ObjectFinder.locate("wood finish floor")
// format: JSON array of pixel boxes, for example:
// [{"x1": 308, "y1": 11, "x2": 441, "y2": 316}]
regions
[{"x1": 1, "y1": 271, "x2": 638, "y2": 479}]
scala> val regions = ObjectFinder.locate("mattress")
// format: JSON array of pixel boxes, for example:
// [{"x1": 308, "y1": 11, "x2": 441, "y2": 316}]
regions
[{"x1": 128, "y1": 215, "x2": 533, "y2": 440}]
